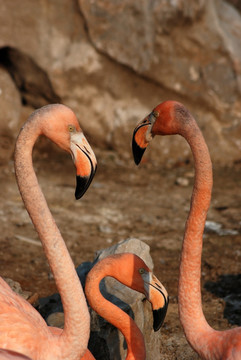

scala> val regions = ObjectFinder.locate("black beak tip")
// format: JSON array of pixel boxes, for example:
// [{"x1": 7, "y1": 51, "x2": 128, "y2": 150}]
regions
[
  {"x1": 152, "y1": 301, "x2": 169, "y2": 332},
  {"x1": 132, "y1": 133, "x2": 146, "y2": 166},
  {"x1": 75, "y1": 176, "x2": 89, "y2": 199},
  {"x1": 75, "y1": 166, "x2": 97, "y2": 200}
]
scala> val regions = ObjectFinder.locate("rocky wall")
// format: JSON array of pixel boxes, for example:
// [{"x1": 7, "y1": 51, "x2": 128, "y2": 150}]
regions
[{"x1": 0, "y1": 0, "x2": 241, "y2": 165}]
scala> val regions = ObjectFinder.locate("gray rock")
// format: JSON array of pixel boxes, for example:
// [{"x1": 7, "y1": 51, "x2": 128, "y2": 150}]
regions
[
  {"x1": 80, "y1": 0, "x2": 241, "y2": 107},
  {"x1": 47, "y1": 312, "x2": 64, "y2": 329},
  {"x1": 3, "y1": 277, "x2": 32, "y2": 301},
  {"x1": 175, "y1": 177, "x2": 190, "y2": 187},
  {"x1": 79, "y1": 0, "x2": 241, "y2": 164},
  {"x1": 204, "y1": 220, "x2": 239, "y2": 236},
  {"x1": 1, "y1": 0, "x2": 241, "y2": 164},
  {"x1": 95, "y1": 237, "x2": 154, "y2": 269}
]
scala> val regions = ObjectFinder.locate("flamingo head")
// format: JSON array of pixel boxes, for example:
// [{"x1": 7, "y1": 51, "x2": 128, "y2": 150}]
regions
[
  {"x1": 132, "y1": 257, "x2": 169, "y2": 331},
  {"x1": 132, "y1": 100, "x2": 189, "y2": 165},
  {"x1": 115, "y1": 253, "x2": 169, "y2": 331},
  {"x1": 38, "y1": 104, "x2": 97, "y2": 199},
  {"x1": 85, "y1": 253, "x2": 169, "y2": 332}
]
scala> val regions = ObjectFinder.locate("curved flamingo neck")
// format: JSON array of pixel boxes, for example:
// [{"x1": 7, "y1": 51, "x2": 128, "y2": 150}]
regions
[
  {"x1": 178, "y1": 118, "x2": 214, "y2": 348},
  {"x1": 14, "y1": 115, "x2": 89, "y2": 359},
  {"x1": 85, "y1": 257, "x2": 146, "y2": 360}
]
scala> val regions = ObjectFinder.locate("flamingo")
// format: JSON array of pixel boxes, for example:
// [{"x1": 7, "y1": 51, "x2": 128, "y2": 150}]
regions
[
  {"x1": 0, "y1": 349, "x2": 32, "y2": 360},
  {"x1": 84, "y1": 252, "x2": 169, "y2": 360},
  {"x1": 132, "y1": 100, "x2": 241, "y2": 359},
  {"x1": 0, "y1": 104, "x2": 97, "y2": 360},
  {"x1": 49, "y1": 252, "x2": 168, "y2": 360}
]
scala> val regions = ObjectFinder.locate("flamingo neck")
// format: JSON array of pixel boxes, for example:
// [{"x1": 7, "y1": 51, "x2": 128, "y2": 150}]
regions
[
  {"x1": 178, "y1": 119, "x2": 214, "y2": 348},
  {"x1": 14, "y1": 117, "x2": 89, "y2": 359},
  {"x1": 85, "y1": 260, "x2": 146, "y2": 360}
]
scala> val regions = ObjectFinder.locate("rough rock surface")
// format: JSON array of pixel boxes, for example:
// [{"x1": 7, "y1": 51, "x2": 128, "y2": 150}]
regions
[
  {"x1": 3, "y1": 277, "x2": 33, "y2": 301},
  {"x1": 0, "y1": 0, "x2": 241, "y2": 165},
  {"x1": 0, "y1": 68, "x2": 21, "y2": 164},
  {"x1": 38, "y1": 238, "x2": 163, "y2": 360}
]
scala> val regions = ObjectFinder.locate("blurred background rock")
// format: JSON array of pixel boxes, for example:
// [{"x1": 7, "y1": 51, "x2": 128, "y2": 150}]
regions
[{"x1": 0, "y1": 0, "x2": 241, "y2": 166}]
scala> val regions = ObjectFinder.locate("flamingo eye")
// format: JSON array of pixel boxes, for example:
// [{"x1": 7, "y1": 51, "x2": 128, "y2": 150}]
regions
[
  {"x1": 139, "y1": 268, "x2": 146, "y2": 274},
  {"x1": 152, "y1": 110, "x2": 159, "y2": 118},
  {"x1": 68, "y1": 125, "x2": 76, "y2": 133}
]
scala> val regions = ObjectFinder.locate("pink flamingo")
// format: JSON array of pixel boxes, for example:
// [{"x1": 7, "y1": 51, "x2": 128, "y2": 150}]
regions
[
  {"x1": 52, "y1": 252, "x2": 168, "y2": 360},
  {"x1": 0, "y1": 349, "x2": 32, "y2": 360},
  {"x1": 0, "y1": 104, "x2": 97, "y2": 360},
  {"x1": 132, "y1": 100, "x2": 241, "y2": 359},
  {"x1": 85, "y1": 252, "x2": 169, "y2": 360}
]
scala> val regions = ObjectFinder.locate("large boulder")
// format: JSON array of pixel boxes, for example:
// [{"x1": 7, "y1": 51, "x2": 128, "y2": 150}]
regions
[
  {"x1": 0, "y1": 0, "x2": 241, "y2": 164},
  {"x1": 79, "y1": 0, "x2": 241, "y2": 164}
]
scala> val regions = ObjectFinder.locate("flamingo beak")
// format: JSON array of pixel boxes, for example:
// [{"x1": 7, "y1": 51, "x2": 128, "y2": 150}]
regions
[
  {"x1": 132, "y1": 113, "x2": 155, "y2": 165},
  {"x1": 152, "y1": 298, "x2": 169, "y2": 332},
  {"x1": 70, "y1": 132, "x2": 97, "y2": 199},
  {"x1": 143, "y1": 272, "x2": 169, "y2": 331}
]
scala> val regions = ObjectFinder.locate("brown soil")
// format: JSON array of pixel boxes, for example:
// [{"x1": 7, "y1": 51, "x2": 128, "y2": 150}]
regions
[{"x1": 0, "y1": 148, "x2": 240, "y2": 359}]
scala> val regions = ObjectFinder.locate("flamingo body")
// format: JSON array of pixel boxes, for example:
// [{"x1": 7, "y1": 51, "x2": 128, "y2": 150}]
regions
[
  {"x1": 0, "y1": 349, "x2": 32, "y2": 360},
  {"x1": 0, "y1": 279, "x2": 50, "y2": 356},
  {"x1": 132, "y1": 100, "x2": 241, "y2": 359}
]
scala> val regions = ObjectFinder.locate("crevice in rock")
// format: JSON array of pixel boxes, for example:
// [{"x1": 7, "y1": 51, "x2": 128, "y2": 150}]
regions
[
  {"x1": 226, "y1": 0, "x2": 241, "y2": 13},
  {"x1": 0, "y1": 46, "x2": 61, "y2": 108}
]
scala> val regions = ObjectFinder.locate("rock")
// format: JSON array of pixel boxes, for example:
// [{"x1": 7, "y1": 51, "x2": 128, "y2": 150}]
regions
[
  {"x1": 95, "y1": 237, "x2": 154, "y2": 270},
  {"x1": 1, "y1": 0, "x2": 241, "y2": 165},
  {"x1": 204, "y1": 220, "x2": 239, "y2": 236},
  {"x1": 3, "y1": 277, "x2": 32, "y2": 301},
  {"x1": 0, "y1": 68, "x2": 21, "y2": 164},
  {"x1": 38, "y1": 239, "x2": 163, "y2": 360},
  {"x1": 175, "y1": 177, "x2": 189, "y2": 187},
  {"x1": 79, "y1": 0, "x2": 241, "y2": 164},
  {"x1": 226, "y1": 0, "x2": 241, "y2": 13},
  {"x1": 0, "y1": 47, "x2": 61, "y2": 108},
  {"x1": 47, "y1": 312, "x2": 64, "y2": 329},
  {"x1": 79, "y1": 0, "x2": 241, "y2": 104}
]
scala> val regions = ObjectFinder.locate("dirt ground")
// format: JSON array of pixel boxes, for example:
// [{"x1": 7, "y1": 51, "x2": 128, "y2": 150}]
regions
[{"x1": 0, "y1": 146, "x2": 240, "y2": 359}]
